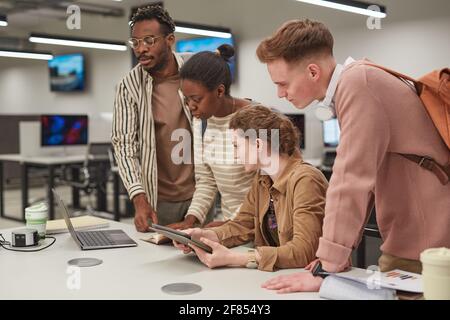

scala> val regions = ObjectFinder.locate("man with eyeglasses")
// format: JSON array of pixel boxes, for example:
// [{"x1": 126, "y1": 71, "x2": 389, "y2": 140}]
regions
[{"x1": 112, "y1": 5, "x2": 196, "y2": 231}]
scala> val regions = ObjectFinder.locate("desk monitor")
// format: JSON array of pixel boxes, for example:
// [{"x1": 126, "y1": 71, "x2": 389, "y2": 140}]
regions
[
  {"x1": 323, "y1": 118, "x2": 340, "y2": 148},
  {"x1": 48, "y1": 53, "x2": 85, "y2": 92},
  {"x1": 41, "y1": 114, "x2": 88, "y2": 146},
  {"x1": 176, "y1": 35, "x2": 236, "y2": 82},
  {"x1": 285, "y1": 114, "x2": 305, "y2": 149}
]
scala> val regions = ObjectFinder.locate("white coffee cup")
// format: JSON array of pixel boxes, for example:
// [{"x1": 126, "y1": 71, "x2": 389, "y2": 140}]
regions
[
  {"x1": 420, "y1": 247, "x2": 450, "y2": 300},
  {"x1": 25, "y1": 202, "x2": 49, "y2": 239}
]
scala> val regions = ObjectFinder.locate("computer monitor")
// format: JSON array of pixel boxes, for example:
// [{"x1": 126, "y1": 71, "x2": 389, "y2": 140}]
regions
[
  {"x1": 41, "y1": 115, "x2": 88, "y2": 146},
  {"x1": 48, "y1": 53, "x2": 85, "y2": 92},
  {"x1": 285, "y1": 114, "x2": 305, "y2": 149},
  {"x1": 323, "y1": 118, "x2": 340, "y2": 147},
  {"x1": 175, "y1": 36, "x2": 236, "y2": 81}
]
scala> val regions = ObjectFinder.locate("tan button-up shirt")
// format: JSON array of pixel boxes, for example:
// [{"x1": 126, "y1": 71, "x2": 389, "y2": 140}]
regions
[{"x1": 210, "y1": 156, "x2": 328, "y2": 271}]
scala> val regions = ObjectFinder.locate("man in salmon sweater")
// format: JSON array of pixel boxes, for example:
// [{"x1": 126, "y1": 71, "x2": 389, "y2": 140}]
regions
[{"x1": 257, "y1": 19, "x2": 450, "y2": 293}]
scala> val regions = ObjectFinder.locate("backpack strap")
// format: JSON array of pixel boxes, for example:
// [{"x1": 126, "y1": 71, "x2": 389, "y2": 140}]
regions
[
  {"x1": 399, "y1": 154, "x2": 450, "y2": 185},
  {"x1": 362, "y1": 62, "x2": 423, "y2": 94}
]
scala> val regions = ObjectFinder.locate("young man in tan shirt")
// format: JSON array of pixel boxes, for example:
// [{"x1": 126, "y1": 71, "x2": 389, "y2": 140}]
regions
[{"x1": 257, "y1": 19, "x2": 450, "y2": 293}]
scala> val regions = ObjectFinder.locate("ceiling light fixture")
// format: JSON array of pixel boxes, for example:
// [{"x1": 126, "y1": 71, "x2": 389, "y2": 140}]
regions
[
  {"x1": 0, "y1": 14, "x2": 7, "y2": 27},
  {"x1": 0, "y1": 49, "x2": 53, "y2": 60},
  {"x1": 296, "y1": 0, "x2": 387, "y2": 18},
  {"x1": 29, "y1": 33, "x2": 127, "y2": 51},
  {"x1": 174, "y1": 22, "x2": 232, "y2": 39}
]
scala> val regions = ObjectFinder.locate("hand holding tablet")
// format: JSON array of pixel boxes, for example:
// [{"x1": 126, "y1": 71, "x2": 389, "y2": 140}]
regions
[{"x1": 149, "y1": 224, "x2": 214, "y2": 254}]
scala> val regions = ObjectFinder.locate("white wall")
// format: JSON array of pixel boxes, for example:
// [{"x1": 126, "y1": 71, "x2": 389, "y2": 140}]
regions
[
  {"x1": 1, "y1": 0, "x2": 449, "y2": 155},
  {"x1": 165, "y1": 0, "x2": 450, "y2": 158},
  {"x1": 0, "y1": 48, "x2": 130, "y2": 142}
]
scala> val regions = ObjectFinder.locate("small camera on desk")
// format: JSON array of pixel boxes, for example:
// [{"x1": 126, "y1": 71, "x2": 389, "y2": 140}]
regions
[{"x1": 11, "y1": 228, "x2": 39, "y2": 247}]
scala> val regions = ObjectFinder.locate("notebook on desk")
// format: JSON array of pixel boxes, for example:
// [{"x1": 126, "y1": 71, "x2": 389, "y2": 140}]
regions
[
  {"x1": 46, "y1": 215, "x2": 110, "y2": 234},
  {"x1": 141, "y1": 232, "x2": 171, "y2": 245}
]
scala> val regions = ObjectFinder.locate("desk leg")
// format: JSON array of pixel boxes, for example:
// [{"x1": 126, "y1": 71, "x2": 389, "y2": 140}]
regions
[
  {"x1": 113, "y1": 172, "x2": 120, "y2": 221},
  {"x1": 96, "y1": 163, "x2": 107, "y2": 212},
  {"x1": 21, "y1": 163, "x2": 29, "y2": 221},
  {"x1": 71, "y1": 166, "x2": 80, "y2": 209},
  {"x1": 47, "y1": 165, "x2": 55, "y2": 220},
  {"x1": 0, "y1": 161, "x2": 3, "y2": 218}
]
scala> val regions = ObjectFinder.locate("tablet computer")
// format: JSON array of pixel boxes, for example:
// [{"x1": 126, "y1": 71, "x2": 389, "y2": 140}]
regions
[{"x1": 149, "y1": 224, "x2": 213, "y2": 254}]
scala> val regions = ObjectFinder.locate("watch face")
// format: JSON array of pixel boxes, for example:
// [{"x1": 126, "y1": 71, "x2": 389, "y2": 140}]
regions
[
  {"x1": 312, "y1": 261, "x2": 329, "y2": 278},
  {"x1": 246, "y1": 250, "x2": 258, "y2": 269},
  {"x1": 312, "y1": 262, "x2": 322, "y2": 276}
]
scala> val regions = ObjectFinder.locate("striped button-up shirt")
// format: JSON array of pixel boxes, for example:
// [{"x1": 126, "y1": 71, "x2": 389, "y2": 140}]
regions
[{"x1": 111, "y1": 52, "x2": 191, "y2": 209}]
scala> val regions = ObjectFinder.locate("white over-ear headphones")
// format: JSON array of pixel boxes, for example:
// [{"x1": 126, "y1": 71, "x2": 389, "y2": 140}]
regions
[
  {"x1": 315, "y1": 104, "x2": 335, "y2": 121},
  {"x1": 313, "y1": 63, "x2": 343, "y2": 122}
]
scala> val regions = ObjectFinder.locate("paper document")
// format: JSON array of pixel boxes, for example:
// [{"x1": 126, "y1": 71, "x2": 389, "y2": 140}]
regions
[
  {"x1": 334, "y1": 268, "x2": 423, "y2": 293},
  {"x1": 46, "y1": 215, "x2": 110, "y2": 234},
  {"x1": 320, "y1": 275, "x2": 397, "y2": 300}
]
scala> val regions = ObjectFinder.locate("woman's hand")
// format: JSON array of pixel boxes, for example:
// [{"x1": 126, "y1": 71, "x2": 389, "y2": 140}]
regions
[
  {"x1": 188, "y1": 237, "x2": 247, "y2": 269},
  {"x1": 172, "y1": 228, "x2": 219, "y2": 254},
  {"x1": 261, "y1": 272, "x2": 323, "y2": 293}
]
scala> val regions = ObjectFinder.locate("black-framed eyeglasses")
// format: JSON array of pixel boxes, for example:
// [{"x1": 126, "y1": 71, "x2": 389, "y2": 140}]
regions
[{"x1": 127, "y1": 35, "x2": 163, "y2": 49}]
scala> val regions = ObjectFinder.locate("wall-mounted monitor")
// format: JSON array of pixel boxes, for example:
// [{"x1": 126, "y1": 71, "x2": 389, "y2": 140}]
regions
[
  {"x1": 48, "y1": 53, "x2": 85, "y2": 92},
  {"x1": 176, "y1": 36, "x2": 236, "y2": 81},
  {"x1": 41, "y1": 115, "x2": 88, "y2": 146},
  {"x1": 323, "y1": 118, "x2": 340, "y2": 147},
  {"x1": 285, "y1": 114, "x2": 305, "y2": 149}
]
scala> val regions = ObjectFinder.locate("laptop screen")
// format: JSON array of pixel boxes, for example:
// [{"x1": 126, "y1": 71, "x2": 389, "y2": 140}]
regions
[{"x1": 52, "y1": 188, "x2": 82, "y2": 248}]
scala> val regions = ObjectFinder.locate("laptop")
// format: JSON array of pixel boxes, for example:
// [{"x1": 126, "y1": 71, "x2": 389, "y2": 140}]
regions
[{"x1": 52, "y1": 189, "x2": 137, "y2": 250}]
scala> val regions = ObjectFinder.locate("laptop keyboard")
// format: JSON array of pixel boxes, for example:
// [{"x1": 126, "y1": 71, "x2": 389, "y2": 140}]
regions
[{"x1": 78, "y1": 231, "x2": 115, "y2": 247}]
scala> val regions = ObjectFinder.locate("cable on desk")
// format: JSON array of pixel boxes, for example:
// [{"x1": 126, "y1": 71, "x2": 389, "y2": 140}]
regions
[{"x1": 0, "y1": 234, "x2": 56, "y2": 252}]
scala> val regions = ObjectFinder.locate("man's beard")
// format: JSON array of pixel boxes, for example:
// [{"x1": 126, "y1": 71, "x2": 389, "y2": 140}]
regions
[{"x1": 145, "y1": 47, "x2": 169, "y2": 74}]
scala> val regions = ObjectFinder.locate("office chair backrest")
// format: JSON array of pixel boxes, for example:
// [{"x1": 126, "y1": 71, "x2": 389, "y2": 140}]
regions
[
  {"x1": 107, "y1": 147, "x2": 119, "y2": 173},
  {"x1": 86, "y1": 142, "x2": 111, "y2": 162},
  {"x1": 70, "y1": 142, "x2": 111, "y2": 190}
]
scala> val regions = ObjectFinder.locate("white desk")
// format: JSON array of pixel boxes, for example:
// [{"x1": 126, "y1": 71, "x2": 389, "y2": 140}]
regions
[
  {"x1": 0, "y1": 221, "x2": 320, "y2": 300},
  {"x1": 0, "y1": 154, "x2": 88, "y2": 165},
  {"x1": 0, "y1": 154, "x2": 110, "y2": 221}
]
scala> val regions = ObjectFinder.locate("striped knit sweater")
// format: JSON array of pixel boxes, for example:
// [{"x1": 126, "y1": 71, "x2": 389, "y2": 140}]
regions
[{"x1": 186, "y1": 114, "x2": 255, "y2": 224}]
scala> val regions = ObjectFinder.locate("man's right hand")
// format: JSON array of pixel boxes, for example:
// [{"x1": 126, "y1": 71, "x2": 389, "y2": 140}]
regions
[{"x1": 133, "y1": 194, "x2": 158, "y2": 232}]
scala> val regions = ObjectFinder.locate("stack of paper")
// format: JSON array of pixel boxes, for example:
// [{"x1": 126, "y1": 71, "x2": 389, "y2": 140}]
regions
[
  {"x1": 335, "y1": 268, "x2": 423, "y2": 293},
  {"x1": 46, "y1": 215, "x2": 110, "y2": 234},
  {"x1": 320, "y1": 276, "x2": 397, "y2": 300},
  {"x1": 319, "y1": 267, "x2": 423, "y2": 300}
]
